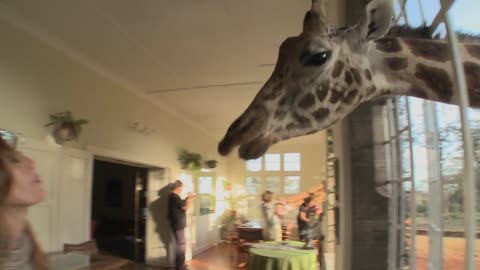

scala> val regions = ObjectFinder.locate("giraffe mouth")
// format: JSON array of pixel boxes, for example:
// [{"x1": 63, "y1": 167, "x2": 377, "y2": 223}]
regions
[{"x1": 218, "y1": 104, "x2": 275, "y2": 160}]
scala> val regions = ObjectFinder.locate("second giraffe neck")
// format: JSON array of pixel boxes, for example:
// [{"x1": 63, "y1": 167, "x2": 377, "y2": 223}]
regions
[{"x1": 369, "y1": 37, "x2": 480, "y2": 107}]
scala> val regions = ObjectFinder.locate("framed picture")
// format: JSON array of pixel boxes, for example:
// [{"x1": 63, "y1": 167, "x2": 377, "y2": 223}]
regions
[{"x1": 0, "y1": 129, "x2": 18, "y2": 148}]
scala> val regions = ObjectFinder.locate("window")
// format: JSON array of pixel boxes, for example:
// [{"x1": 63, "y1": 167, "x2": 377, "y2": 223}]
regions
[
  {"x1": 265, "y1": 154, "x2": 281, "y2": 171},
  {"x1": 265, "y1": 176, "x2": 281, "y2": 194},
  {"x1": 198, "y1": 177, "x2": 213, "y2": 194},
  {"x1": 246, "y1": 177, "x2": 261, "y2": 195},
  {"x1": 246, "y1": 157, "x2": 262, "y2": 172},
  {"x1": 284, "y1": 153, "x2": 301, "y2": 171},
  {"x1": 284, "y1": 176, "x2": 300, "y2": 194}
]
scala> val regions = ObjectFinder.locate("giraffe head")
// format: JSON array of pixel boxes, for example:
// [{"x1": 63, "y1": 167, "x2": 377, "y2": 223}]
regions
[{"x1": 219, "y1": 0, "x2": 394, "y2": 159}]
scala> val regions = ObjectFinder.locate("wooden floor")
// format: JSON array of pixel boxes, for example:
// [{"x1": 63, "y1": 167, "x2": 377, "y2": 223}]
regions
[{"x1": 131, "y1": 243, "x2": 239, "y2": 270}]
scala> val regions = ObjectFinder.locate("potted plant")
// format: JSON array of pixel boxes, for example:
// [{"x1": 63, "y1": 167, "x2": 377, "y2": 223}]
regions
[
  {"x1": 45, "y1": 111, "x2": 88, "y2": 144},
  {"x1": 177, "y1": 149, "x2": 203, "y2": 171},
  {"x1": 204, "y1": 160, "x2": 217, "y2": 169}
]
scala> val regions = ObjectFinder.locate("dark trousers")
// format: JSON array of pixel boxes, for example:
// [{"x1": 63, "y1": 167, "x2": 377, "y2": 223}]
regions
[{"x1": 173, "y1": 229, "x2": 186, "y2": 270}]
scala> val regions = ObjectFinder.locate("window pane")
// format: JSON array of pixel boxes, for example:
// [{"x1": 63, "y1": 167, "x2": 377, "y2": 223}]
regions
[
  {"x1": 246, "y1": 157, "x2": 262, "y2": 172},
  {"x1": 265, "y1": 176, "x2": 281, "y2": 194},
  {"x1": 284, "y1": 176, "x2": 300, "y2": 194},
  {"x1": 284, "y1": 153, "x2": 301, "y2": 171},
  {"x1": 246, "y1": 177, "x2": 261, "y2": 195},
  {"x1": 198, "y1": 177, "x2": 213, "y2": 194},
  {"x1": 265, "y1": 154, "x2": 281, "y2": 171}
]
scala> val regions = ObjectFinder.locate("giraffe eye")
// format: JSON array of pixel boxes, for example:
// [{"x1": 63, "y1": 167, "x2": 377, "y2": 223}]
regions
[{"x1": 302, "y1": 51, "x2": 331, "y2": 67}]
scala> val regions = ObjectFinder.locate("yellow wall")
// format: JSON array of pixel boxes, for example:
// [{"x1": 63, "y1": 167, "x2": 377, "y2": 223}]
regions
[{"x1": 0, "y1": 19, "x2": 227, "y2": 258}]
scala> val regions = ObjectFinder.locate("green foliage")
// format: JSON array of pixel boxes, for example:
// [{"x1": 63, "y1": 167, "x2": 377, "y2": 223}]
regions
[
  {"x1": 177, "y1": 149, "x2": 203, "y2": 171},
  {"x1": 44, "y1": 111, "x2": 89, "y2": 141}
]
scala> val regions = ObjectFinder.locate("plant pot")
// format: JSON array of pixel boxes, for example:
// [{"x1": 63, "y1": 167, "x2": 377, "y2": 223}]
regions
[
  {"x1": 205, "y1": 160, "x2": 217, "y2": 169},
  {"x1": 53, "y1": 123, "x2": 77, "y2": 144}
]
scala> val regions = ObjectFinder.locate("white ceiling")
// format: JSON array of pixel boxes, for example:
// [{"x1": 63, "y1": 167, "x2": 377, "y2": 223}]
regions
[{"x1": 0, "y1": 0, "x2": 331, "y2": 144}]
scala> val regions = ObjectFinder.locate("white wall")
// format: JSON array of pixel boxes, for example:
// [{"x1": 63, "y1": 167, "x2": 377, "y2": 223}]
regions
[{"x1": 0, "y1": 19, "x2": 226, "y2": 259}]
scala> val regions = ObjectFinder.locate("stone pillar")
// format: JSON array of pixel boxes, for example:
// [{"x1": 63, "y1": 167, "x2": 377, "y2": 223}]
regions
[{"x1": 349, "y1": 102, "x2": 389, "y2": 270}]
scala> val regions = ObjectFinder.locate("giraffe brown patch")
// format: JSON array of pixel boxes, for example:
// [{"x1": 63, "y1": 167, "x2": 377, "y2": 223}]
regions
[
  {"x1": 264, "y1": 83, "x2": 283, "y2": 100},
  {"x1": 385, "y1": 57, "x2": 408, "y2": 71},
  {"x1": 343, "y1": 89, "x2": 358, "y2": 104},
  {"x1": 329, "y1": 89, "x2": 343, "y2": 103},
  {"x1": 286, "y1": 123, "x2": 296, "y2": 131},
  {"x1": 464, "y1": 61, "x2": 480, "y2": 106},
  {"x1": 465, "y1": 45, "x2": 480, "y2": 60},
  {"x1": 366, "y1": 85, "x2": 377, "y2": 97},
  {"x1": 415, "y1": 63, "x2": 453, "y2": 101},
  {"x1": 293, "y1": 113, "x2": 311, "y2": 128},
  {"x1": 344, "y1": 71, "x2": 353, "y2": 85},
  {"x1": 375, "y1": 38, "x2": 402, "y2": 53},
  {"x1": 351, "y1": 68, "x2": 362, "y2": 86},
  {"x1": 315, "y1": 81, "x2": 329, "y2": 102},
  {"x1": 298, "y1": 93, "x2": 316, "y2": 109},
  {"x1": 405, "y1": 39, "x2": 450, "y2": 62},
  {"x1": 332, "y1": 61, "x2": 345, "y2": 78},
  {"x1": 313, "y1": 108, "x2": 330, "y2": 121},
  {"x1": 408, "y1": 87, "x2": 428, "y2": 99},
  {"x1": 274, "y1": 109, "x2": 287, "y2": 120},
  {"x1": 365, "y1": 69, "x2": 372, "y2": 81}
]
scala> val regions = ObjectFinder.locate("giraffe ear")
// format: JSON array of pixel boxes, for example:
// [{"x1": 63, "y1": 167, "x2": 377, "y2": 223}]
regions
[{"x1": 363, "y1": 0, "x2": 393, "y2": 40}]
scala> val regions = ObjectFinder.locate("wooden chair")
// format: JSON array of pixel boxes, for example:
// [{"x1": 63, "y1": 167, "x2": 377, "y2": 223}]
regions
[
  {"x1": 236, "y1": 227, "x2": 264, "y2": 268},
  {"x1": 63, "y1": 240, "x2": 99, "y2": 255},
  {"x1": 63, "y1": 240, "x2": 132, "y2": 269}
]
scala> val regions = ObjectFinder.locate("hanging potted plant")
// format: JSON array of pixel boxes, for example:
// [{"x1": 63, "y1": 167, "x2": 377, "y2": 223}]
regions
[
  {"x1": 204, "y1": 159, "x2": 217, "y2": 169},
  {"x1": 177, "y1": 149, "x2": 203, "y2": 171},
  {"x1": 45, "y1": 111, "x2": 89, "y2": 144}
]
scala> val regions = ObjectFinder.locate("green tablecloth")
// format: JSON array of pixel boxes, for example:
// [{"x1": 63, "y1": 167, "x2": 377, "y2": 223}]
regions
[{"x1": 248, "y1": 241, "x2": 317, "y2": 270}]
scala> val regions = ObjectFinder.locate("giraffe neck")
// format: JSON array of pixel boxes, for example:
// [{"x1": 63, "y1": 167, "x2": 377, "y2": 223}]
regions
[{"x1": 370, "y1": 37, "x2": 480, "y2": 107}]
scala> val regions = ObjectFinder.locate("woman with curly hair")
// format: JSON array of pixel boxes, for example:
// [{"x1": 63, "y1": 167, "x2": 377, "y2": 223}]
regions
[{"x1": 0, "y1": 137, "x2": 48, "y2": 269}]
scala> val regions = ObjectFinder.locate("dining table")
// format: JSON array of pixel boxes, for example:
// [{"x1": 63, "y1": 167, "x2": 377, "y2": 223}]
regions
[
  {"x1": 247, "y1": 241, "x2": 318, "y2": 270},
  {"x1": 49, "y1": 252, "x2": 130, "y2": 270}
]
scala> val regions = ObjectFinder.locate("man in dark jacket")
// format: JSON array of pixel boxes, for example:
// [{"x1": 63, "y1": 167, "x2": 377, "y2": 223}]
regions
[{"x1": 168, "y1": 180, "x2": 194, "y2": 270}]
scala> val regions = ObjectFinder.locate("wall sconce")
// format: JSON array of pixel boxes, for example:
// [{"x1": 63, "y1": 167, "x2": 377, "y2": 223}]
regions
[{"x1": 128, "y1": 122, "x2": 155, "y2": 136}]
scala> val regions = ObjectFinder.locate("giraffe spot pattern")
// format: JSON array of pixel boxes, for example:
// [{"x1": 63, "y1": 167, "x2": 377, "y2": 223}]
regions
[
  {"x1": 274, "y1": 109, "x2": 287, "y2": 120},
  {"x1": 405, "y1": 39, "x2": 450, "y2": 62},
  {"x1": 464, "y1": 61, "x2": 480, "y2": 106},
  {"x1": 375, "y1": 38, "x2": 402, "y2": 53},
  {"x1": 313, "y1": 108, "x2": 330, "y2": 121},
  {"x1": 343, "y1": 89, "x2": 359, "y2": 104},
  {"x1": 415, "y1": 63, "x2": 453, "y2": 102},
  {"x1": 365, "y1": 69, "x2": 372, "y2": 81},
  {"x1": 315, "y1": 81, "x2": 330, "y2": 102},
  {"x1": 299, "y1": 93, "x2": 316, "y2": 110},
  {"x1": 409, "y1": 87, "x2": 428, "y2": 99},
  {"x1": 366, "y1": 85, "x2": 377, "y2": 97},
  {"x1": 293, "y1": 113, "x2": 311, "y2": 128},
  {"x1": 286, "y1": 123, "x2": 296, "y2": 131},
  {"x1": 344, "y1": 71, "x2": 353, "y2": 85},
  {"x1": 351, "y1": 68, "x2": 362, "y2": 86},
  {"x1": 332, "y1": 61, "x2": 345, "y2": 78},
  {"x1": 264, "y1": 83, "x2": 283, "y2": 100},
  {"x1": 329, "y1": 89, "x2": 343, "y2": 103},
  {"x1": 385, "y1": 57, "x2": 409, "y2": 71},
  {"x1": 465, "y1": 45, "x2": 480, "y2": 60}
]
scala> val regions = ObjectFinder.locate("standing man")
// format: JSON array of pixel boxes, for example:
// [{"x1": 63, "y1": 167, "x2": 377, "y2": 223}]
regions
[{"x1": 168, "y1": 180, "x2": 194, "y2": 270}]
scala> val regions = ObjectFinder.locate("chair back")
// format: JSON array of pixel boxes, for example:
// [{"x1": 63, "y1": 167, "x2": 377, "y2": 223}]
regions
[
  {"x1": 63, "y1": 240, "x2": 99, "y2": 255},
  {"x1": 237, "y1": 227, "x2": 263, "y2": 242}
]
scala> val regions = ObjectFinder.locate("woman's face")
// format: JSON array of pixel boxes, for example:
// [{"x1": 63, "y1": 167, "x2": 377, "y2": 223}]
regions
[{"x1": 3, "y1": 151, "x2": 44, "y2": 207}]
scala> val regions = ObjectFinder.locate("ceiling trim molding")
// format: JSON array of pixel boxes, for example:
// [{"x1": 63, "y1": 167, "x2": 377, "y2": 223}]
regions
[
  {"x1": 147, "y1": 80, "x2": 265, "y2": 94},
  {"x1": 0, "y1": 2, "x2": 215, "y2": 140}
]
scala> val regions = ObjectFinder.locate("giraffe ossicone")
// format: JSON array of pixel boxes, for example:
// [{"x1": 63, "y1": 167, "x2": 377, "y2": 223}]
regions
[{"x1": 218, "y1": 0, "x2": 480, "y2": 160}]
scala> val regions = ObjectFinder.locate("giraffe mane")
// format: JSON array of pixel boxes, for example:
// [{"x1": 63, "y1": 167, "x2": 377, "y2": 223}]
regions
[{"x1": 384, "y1": 24, "x2": 480, "y2": 43}]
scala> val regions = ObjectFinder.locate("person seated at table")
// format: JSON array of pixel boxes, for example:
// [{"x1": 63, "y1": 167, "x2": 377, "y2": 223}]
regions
[
  {"x1": 0, "y1": 137, "x2": 48, "y2": 269},
  {"x1": 260, "y1": 191, "x2": 282, "y2": 241}
]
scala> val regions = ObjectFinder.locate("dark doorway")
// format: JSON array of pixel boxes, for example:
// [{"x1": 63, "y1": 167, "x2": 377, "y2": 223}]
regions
[{"x1": 91, "y1": 158, "x2": 147, "y2": 263}]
